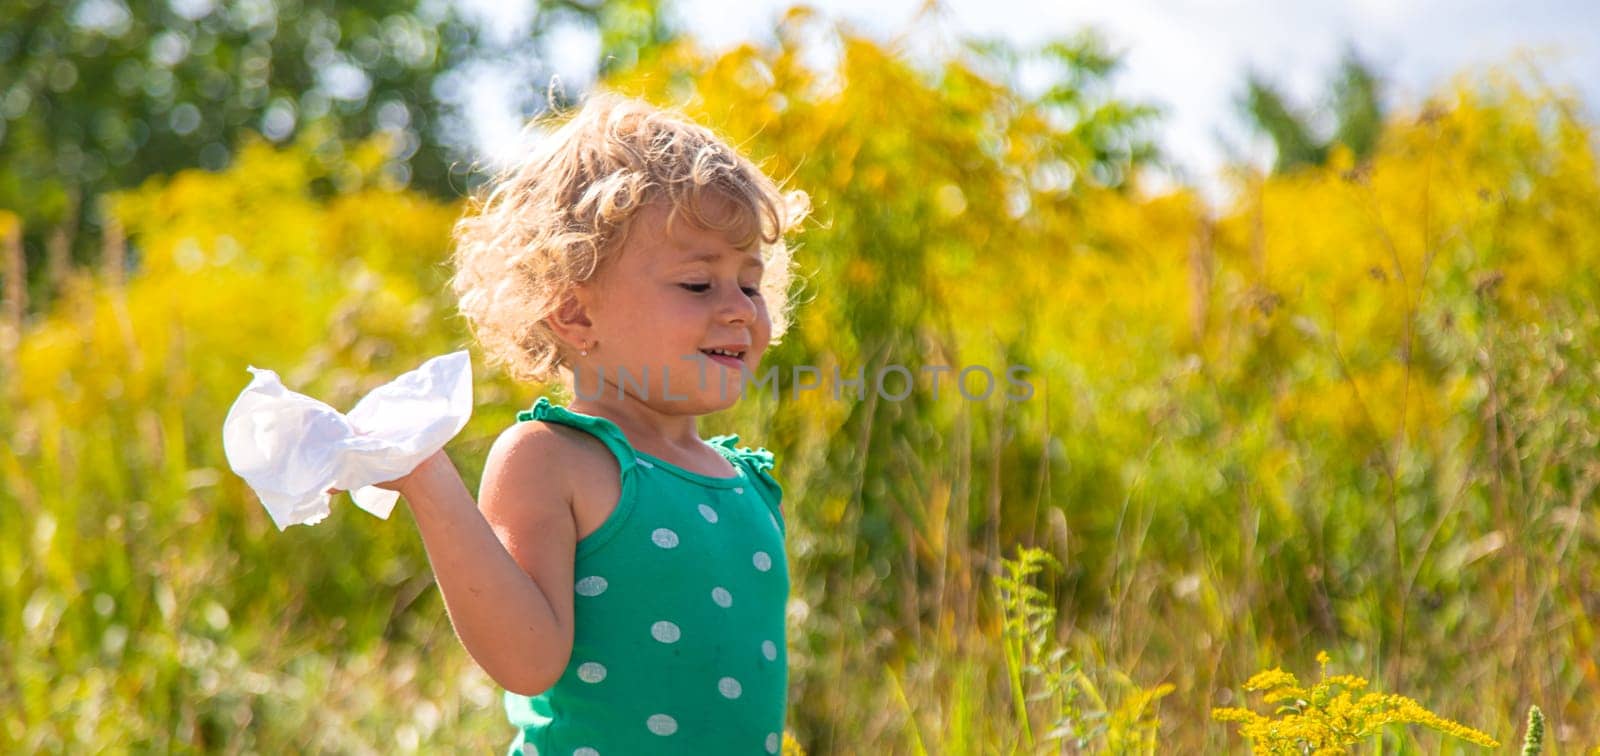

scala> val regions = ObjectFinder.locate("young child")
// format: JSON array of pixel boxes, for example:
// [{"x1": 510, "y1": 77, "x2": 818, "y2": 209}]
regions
[{"x1": 377, "y1": 93, "x2": 810, "y2": 755}]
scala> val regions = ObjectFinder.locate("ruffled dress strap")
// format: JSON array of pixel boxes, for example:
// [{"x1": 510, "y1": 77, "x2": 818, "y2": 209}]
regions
[
  {"x1": 516, "y1": 397, "x2": 641, "y2": 477},
  {"x1": 708, "y1": 433, "x2": 785, "y2": 522},
  {"x1": 708, "y1": 433, "x2": 776, "y2": 473},
  {"x1": 515, "y1": 397, "x2": 650, "y2": 556}
]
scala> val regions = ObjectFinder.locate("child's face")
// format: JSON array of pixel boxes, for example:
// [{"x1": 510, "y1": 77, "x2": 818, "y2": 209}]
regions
[{"x1": 574, "y1": 198, "x2": 772, "y2": 413}]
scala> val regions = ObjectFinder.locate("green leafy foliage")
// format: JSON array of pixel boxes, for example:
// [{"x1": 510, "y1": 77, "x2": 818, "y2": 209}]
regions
[
  {"x1": 0, "y1": 0, "x2": 665, "y2": 318},
  {"x1": 1240, "y1": 46, "x2": 1386, "y2": 172},
  {"x1": 3, "y1": 6, "x2": 1599, "y2": 753}
]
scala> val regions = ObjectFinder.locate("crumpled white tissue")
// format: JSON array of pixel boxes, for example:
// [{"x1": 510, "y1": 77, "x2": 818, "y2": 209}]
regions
[{"x1": 222, "y1": 350, "x2": 473, "y2": 530}]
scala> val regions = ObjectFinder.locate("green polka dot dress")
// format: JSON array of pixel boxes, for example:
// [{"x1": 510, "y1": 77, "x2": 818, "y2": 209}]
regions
[{"x1": 503, "y1": 397, "x2": 790, "y2": 756}]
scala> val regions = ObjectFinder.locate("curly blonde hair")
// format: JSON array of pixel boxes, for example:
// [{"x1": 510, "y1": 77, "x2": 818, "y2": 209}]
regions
[{"x1": 450, "y1": 92, "x2": 811, "y2": 385}]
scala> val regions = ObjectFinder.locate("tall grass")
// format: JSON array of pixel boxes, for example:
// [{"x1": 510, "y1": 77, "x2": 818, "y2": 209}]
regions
[{"x1": 4, "y1": 19, "x2": 1599, "y2": 754}]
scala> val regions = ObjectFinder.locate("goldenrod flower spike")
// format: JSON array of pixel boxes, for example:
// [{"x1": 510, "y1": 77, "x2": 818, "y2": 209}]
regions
[{"x1": 1213, "y1": 653, "x2": 1501, "y2": 752}]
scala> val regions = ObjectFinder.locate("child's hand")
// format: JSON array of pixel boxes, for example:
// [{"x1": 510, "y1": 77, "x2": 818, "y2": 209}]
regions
[
  {"x1": 324, "y1": 477, "x2": 405, "y2": 497},
  {"x1": 324, "y1": 458, "x2": 431, "y2": 498}
]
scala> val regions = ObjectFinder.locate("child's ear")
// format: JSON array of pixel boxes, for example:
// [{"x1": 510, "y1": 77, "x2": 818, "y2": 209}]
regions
[{"x1": 546, "y1": 289, "x2": 595, "y2": 346}]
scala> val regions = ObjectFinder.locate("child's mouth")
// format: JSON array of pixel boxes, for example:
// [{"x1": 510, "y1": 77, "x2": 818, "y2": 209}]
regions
[{"x1": 700, "y1": 348, "x2": 746, "y2": 370}]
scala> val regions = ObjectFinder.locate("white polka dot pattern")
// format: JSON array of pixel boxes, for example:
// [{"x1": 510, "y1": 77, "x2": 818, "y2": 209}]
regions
[
  {"x1": 577, "y1": 662, "x2": 607, "y2": 683},
  {"x1": 651, "y1": 621, "x2": 681, "y2": 643},
  {"x1": 646, "y1": 714, "x2": 678, "y2": 736},
  {"x1": 515, "y1": 405, "x2": 789, "y2": 753}
]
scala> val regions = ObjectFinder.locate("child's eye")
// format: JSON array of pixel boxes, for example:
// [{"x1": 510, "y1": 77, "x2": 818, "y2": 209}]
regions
[{"x1": 680, "y1": 283, "x2": 761, "y2": 298}]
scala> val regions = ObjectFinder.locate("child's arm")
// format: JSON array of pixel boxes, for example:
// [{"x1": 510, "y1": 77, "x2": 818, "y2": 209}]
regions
[{"x1": 395, "y1": 425, "x2": 579, "y2": 696}]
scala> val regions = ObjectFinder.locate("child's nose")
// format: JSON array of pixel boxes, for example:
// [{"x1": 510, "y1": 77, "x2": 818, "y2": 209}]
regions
[{"x1": 717, "y1": 286, "x2": 758, "y2": 323}]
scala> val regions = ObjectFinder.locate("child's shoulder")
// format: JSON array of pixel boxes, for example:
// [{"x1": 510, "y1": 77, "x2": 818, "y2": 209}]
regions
[
  {"x1": 490, "y1": 415, "x2": 620, "y2": 481},
  {"x1": 485, "y1": 417, "x2": 624, "y2": 542}
]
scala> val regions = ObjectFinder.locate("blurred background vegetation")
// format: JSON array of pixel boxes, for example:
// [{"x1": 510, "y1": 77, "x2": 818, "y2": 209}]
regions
[{"x1": 3, "y1": 0, "x2": 1597, "y2": 752}]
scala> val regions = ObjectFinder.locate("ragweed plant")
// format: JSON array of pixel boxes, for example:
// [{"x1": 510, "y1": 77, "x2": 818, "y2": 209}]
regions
[
  {"x1": 1520, "y1": 705, "x2": 1543, "y2": 755},
  {"x1": 997, "y1": 546, "x2": 1086, "y2": 749},
  {"x1": 1213, "y1": 652, "x2": 1499, "y2": 753},
  {"x1": 997, "y1": 546, "x2": 1171, "y2": 753}
]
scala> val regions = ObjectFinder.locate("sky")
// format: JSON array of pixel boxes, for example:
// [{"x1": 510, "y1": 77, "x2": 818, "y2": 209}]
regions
[{"x1": 456, "y1": 0, "x2": 1600, "y2": 207}]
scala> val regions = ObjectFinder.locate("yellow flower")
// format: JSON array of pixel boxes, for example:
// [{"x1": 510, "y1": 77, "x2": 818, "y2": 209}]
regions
[{"x1": 1214, "y1": 654, "x2": 1500, "y2": 751}]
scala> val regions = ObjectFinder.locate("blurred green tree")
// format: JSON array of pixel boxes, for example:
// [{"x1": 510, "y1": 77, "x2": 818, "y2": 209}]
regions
[
  {"x1": 1239, "y1": 44, "x2": 1386, "y2": 173},
  {"x1": 0, "y1": 0, "x2": 674, "y2": 315}
]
